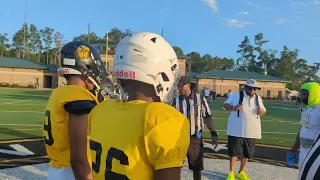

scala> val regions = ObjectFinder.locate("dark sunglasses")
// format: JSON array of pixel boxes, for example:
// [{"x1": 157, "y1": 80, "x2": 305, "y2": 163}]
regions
[{"x1": 247, "y1": 87, "x2": 258, "y2": 91}]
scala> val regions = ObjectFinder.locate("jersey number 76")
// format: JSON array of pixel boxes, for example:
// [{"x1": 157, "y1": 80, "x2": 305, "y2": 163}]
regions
[{"x1": 90, "y1": 140, "x2": 129, "y2": 180}]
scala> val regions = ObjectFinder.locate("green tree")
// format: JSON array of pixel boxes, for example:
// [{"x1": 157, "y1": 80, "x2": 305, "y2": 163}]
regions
[
  {"x1": 186, "y1": 52, "x2": 201, "y2": 72},
  {"x1": 107, "y1": 28, "x2": 124, "y2": 44},
  {"x1": 201, "y1": 54, "x2": 213, "y2": 72},
  {"x1": 173, "y1": 46, "x2": 184, "y2": 56},
  {"x1": 105, "y1": 28, "x2": 132, "y2": 44},
  {"x1": 28, "y1": 24, "x2": 43, "y2": 61},
  {"x1": 40, "y1": 27, "x2": 54, "y2": 64},
  {"x1": 52, "y1": 31, "x2": 65, "y2": 64},
  {"x1": 236, "y1": 36, "x2": 256, "y2": 71},
  {"x1": 254, "y1": 33, "x2": 270, "y2": 73},
  {"x1": 12, "y1": 24, "x2": 28, "y2": 58},
  {"x1": 212, "y1": 56, "x2": 235, "y2": 71},
  {"x1": 0, "y1": 33, "x2": 9, "y2": 57},
  {"x1": 73, "y1": 32, "x2": 100, "y2": 43}
]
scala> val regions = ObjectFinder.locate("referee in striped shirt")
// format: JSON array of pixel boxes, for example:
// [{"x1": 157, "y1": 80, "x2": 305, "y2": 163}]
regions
[
  {"x1": 172, "y1": 76, "x2": 218, "y2": 180},
  {"x1": 299, "y1": 134, "x2": 320, "y2": 180}
]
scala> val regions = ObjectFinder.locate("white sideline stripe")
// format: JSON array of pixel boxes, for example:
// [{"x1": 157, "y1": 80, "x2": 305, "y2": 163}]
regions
[
  {"x1": 262, "y1": 120, "x2": 296, "y2": 123},
  {"x1": 203, "y1": 129, "x2": 297, "y2": 135},
  {"x1": 9, "y1": 144, "x2": 34, "y2": 155},
  {"x1": 0, "y1": 124, "x2": 42, "y2": 127},
  {"x1": 6, "y1": 103, "x2": 44, "y2": 106},
  {"x1": 0, "y1": 110, "x2": 43, "y2": 113},
  {"x1": 261, "y1": 132, "x2": 297, "y2": 135},
  {"x1": 0, "y1": 149, "x2": 32, "y2": 156}
]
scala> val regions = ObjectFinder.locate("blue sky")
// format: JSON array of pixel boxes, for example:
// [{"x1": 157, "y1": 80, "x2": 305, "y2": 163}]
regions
[{"x1": 1, "y1": 0, "x2": 319, "y2": 68}]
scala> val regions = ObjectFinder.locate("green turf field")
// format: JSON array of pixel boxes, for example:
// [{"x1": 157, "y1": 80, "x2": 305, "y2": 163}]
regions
[{"x1": 0, "y1": 88, "x2": 301, "y2": 147}]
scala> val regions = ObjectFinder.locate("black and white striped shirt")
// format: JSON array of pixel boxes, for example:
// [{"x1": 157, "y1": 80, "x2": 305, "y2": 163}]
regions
[
  {"x1": 299, "y1": 134, "x2": 320, "y2": 180},
  {"x1": 172, "y1": 91, "x2": 212, "y2": 135}
]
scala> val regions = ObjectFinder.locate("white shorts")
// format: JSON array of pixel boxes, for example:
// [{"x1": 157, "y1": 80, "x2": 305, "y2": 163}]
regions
[{"x1": 47, "y1": 166, "x2": 75, "y2": 180}]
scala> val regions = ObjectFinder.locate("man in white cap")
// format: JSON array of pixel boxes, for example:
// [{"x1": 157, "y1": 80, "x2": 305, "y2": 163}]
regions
[{"x1": 223, "y1": 79, "x2": 267, "y2": 180}]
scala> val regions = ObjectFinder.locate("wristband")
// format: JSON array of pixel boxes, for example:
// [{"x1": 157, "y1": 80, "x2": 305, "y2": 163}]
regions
[{"x1": 211, "y1": 131, "x2": 218, "y2": 137}]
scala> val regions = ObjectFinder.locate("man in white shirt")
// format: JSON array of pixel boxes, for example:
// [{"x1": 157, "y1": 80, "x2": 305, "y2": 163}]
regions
[
  {"x1": 287, "y1": 82, "x2": 320, "y2": 170},
  {"x1": 204, "y1": 88, "x2": 211, "y2": 103},
  {"x1": 227, "y1": 89, "x2": 232, "y2": 98},
  {"x1": 223, "y1": 79, "x2": 266, "y2": 180}
]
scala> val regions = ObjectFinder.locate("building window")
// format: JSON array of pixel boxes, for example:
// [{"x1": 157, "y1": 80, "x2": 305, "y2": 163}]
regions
[{"x1": 267, "y1": 90, "x2": 271, "y2": 98}]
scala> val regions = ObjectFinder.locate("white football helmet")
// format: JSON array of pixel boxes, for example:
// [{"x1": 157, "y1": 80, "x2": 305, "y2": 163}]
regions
[{"x1": 113, "y1": 32, "x2": 180, "y2": 104}]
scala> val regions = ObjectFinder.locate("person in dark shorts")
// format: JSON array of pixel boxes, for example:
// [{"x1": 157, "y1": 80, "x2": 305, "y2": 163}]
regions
[
  {"x1": 172, "y1": 76, "x2": 219, "y2": 180},
  {"x1": 223, "y1": 79, "x2": 267, "y2": 180}
]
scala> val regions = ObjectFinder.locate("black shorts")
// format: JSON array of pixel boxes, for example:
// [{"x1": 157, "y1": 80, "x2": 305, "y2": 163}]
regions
[
  {"x1": 187, "y1": 136, "x2": 204, "y2": 171},
  {"x1": 227, "y1": 136, "x2": 256, "y2": 159}
]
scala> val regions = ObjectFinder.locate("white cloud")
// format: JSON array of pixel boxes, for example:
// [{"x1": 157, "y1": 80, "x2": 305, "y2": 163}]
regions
[
  {"x1": 312, "y1": 0, "x2": 320, "y2": 4},
  {"x1": 223, "y1": 18, "x2": 254, "y2": 28},
  {"x1": 247, "y1": 1, "x2": 271, "y2": 10},
  {"x1": 291, "y1": 1, "x2": 305, "y2": 5},
  {"x1": 238, "y1": 11, "x2": 249, "y2": 15},
  {"x1": 203, "y1": 0, "x2": 218, "y2": 12},
  {"x1": 276, "y1": 18, "x2": 288, "y2": 24}
]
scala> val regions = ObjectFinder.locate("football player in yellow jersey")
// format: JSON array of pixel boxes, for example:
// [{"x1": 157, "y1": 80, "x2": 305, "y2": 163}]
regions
[
  {"x1": 43, "y1": 41, "x2": 115, "y2": 180},
  {"x1": 89, "y1": 32, "x2": 190, "y2": 180}
]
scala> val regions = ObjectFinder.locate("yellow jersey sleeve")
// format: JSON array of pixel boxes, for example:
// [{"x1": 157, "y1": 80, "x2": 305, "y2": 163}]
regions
[
  {"x1": 144, "y1": 102, "x2": 190, "y2": 170},
  {"x1": 61, "y1": 85, "x2": 99, "y2": 104},
  {"x1": 43, "y1": 85, "x2": 98, "y2": 168}
]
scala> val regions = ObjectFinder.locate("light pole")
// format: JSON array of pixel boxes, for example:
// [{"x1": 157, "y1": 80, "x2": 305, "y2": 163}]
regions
[{"x1": 23, "y1": 0, "x2": 27, "y2": 59}]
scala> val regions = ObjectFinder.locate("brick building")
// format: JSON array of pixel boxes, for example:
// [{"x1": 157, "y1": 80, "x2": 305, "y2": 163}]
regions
[
  {"x1": 0, "y1": 57, "x2": 58, "y2": 89},
  {"x1": 187, "y1": 70, "x2": 290, "y2": 99}
]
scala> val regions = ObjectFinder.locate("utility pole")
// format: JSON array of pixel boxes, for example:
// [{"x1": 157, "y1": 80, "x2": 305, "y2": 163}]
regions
[
  {"x1": 161, "y1": 29, "x2": 164, "y2": 37},
  {"x1": 23, "y1": 0, "x2": 27, "y2": 59},
  {"x1": 87, "y1": 23, "x2": 90, "y2": 43},
  {"x1": 105, "y1": 31, "x2": 109, "y2": 71}
]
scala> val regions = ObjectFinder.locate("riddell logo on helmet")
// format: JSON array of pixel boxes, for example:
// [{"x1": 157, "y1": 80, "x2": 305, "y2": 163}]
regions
[
  {"x1": 113, "y1": 70, "x2": 136, "y2": 79},
  {"x1": 58, "y1": 68, "x2": 70, "y2": 74}
]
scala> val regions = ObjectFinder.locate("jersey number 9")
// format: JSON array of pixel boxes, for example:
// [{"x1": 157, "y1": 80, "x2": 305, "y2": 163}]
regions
[
  {"x1": 90, "y1": 140, "x2": 129, "y2": 180},
  {"x1": 43, "y1": 110, "x2": 54, "y2": 145}
]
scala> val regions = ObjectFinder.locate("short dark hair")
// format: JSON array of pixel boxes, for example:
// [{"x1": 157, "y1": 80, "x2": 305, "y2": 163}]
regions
[{"x1": 119, "y1": 79, "x2": 156, "y2": 100}]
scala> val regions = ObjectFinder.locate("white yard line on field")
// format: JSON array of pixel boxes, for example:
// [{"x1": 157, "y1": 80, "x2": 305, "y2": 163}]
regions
[
  {"x1": 0, "y1": 100, "x2": 30, "y2": 105},
  {"x1": 270, "y1": 106, "x2": 300, "y2": 111},
  {"x1": 0, "y1": 128, "x2": 40, "y2": 132},
  {"x1": 262, "y1": 119, "x2": 296, "y2": 123},
  {"x1": 0, "y1": 124, "x2": 42, "y2": 127},
  {"x1": 6, "y1": 103, "x2": 44, "y2": 106},
  {"x1": 9, "y1": 94, "x2": 49, "y2": 97},
  {"x1": 0, "y1": 110, "x2": 43, "y2": 113}
]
